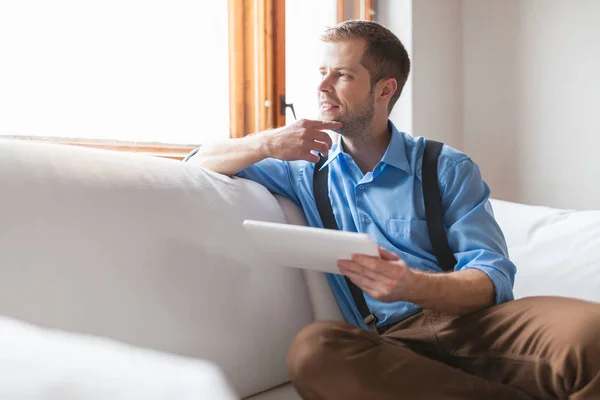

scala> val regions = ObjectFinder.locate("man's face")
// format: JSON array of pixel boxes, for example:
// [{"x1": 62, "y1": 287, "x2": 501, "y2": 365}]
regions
[{"x1": 318, "y1": 39, "x2": 375, "y2": 138}]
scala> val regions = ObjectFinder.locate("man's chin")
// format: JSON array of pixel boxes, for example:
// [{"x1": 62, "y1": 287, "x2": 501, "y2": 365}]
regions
[
  {"x1": 320, "y1": 112, "x2": 345, "y2": 124},
  {"x1": 319, "y1": 113, "x2": 335, "y2": 122},
  {"x1": 317, "y1": 115, "x2": 342, "y2": 135}
]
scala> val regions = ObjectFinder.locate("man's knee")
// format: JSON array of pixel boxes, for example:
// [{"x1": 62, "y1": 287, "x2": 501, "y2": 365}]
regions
[
  {"x1": 286, "y1": 320, "x2": 366, "y2": 383},
  {"x1": 567, "y1": 312, "x2": 600, "y2": 373},
  {"x1": 550, "y1": 302, "x2": 600, "y2": 393}
]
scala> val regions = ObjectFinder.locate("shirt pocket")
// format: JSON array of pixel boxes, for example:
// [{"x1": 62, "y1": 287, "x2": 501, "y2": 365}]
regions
[{"x1": 386, "y1": 218, "x2": 431, "y2": 252}]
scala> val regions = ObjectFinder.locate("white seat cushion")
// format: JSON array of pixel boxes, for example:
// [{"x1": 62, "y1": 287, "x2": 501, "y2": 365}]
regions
[
  {"x1": 0, "y1": 316, "x2": 238, "y2": 399},
  {"x1": 490, "y1": 199, "x2": 600, "y2": 302},
  {"x1": 245, "y1": 383, "x2": 300, "y2": 400}
]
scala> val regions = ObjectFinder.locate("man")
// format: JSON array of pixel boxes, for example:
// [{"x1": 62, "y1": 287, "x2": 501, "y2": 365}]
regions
[{"x1": 194, "y1": 20, "x2": 600, "y2": 400}]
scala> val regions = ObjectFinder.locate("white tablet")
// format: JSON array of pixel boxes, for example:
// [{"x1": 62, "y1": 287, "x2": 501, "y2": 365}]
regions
[{"x1": 243, "y1": 219, "x2": 379, "y2": 274}]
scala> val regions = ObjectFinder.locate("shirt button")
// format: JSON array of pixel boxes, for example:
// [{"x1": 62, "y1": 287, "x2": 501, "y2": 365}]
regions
[
  {"x1": 363, "y1": 217, "x2": 371, "y2": 224},
  {"x1": 358, "y1": 185, "x2": 365, "y2": 190}
]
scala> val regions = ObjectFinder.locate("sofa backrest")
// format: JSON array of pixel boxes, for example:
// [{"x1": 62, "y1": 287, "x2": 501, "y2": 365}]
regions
[{"x1": 0, "y1": 139, "x2": 316, "y2": 398}]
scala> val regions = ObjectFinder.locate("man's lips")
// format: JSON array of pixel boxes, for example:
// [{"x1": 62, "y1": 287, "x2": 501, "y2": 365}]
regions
[{"x1": 320, "y1": 101, "x2": 340, "y2": 110}]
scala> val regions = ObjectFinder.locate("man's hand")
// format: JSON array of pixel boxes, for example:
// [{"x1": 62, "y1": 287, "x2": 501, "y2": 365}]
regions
[
  {"x1": 260, "y1": 119, "x2": 341, "y2": 163},
  {"x1": 337, "y1": 246, "x2": 416, "y2": 303},
  {"x1": 191, "y1": 118, "x2": 342, "y2": 176},
  {"x1": 338, "y1": 246, "x2": 496, "y2": 315}
]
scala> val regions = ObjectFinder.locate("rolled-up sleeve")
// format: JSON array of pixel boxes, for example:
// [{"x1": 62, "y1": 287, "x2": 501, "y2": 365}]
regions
[
  {"x1": 439, "y1": 157, "x2": 516, "y2": 305},
  {"x1": 236, "y1": 158, "x2": 300, "y2": 204}
]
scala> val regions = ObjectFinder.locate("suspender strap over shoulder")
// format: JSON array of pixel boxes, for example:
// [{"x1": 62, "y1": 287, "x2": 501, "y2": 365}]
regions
[
  {"x1": 422, "y1": 140, "x2": 458, "y2": 273},
  {"x1": 313, "y1": 156, "x2": 378, "y2": 330}
]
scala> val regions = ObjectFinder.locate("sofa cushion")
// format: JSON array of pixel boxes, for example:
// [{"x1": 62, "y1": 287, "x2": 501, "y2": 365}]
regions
[
  {"x1": 0, "y1": 316, "x2": 238, "y2": 399},
  {"x1": 0, "y1": 139, "x2": 314, "y2": 398},
  {"x1": 490, "y1": 199, "x2": 600, "y2": 302},
  {"x1": 245, "y1": 383, "x2": 300, "y2": 400}
]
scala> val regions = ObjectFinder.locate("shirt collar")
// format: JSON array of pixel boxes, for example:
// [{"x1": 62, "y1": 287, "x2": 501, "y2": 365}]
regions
[
  {"x1": 318, "y1": 121, "x2": 412, "y2": 175},
  {"x1": 380, "y1": 121, "x2": 412, "y2": 174},
  {"x1": 318, "y1": 133, "x2": 343, "y2": 171}
]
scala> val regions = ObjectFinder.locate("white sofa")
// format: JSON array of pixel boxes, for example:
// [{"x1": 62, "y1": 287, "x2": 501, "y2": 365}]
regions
[{"x1": 0, "y1": 139, "x2": 599, "y2": 399}]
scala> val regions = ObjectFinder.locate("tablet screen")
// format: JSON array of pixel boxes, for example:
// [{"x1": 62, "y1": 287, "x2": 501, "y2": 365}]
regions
[{"x1": 243, "y1": 219, "x2": 379, "y2": 274}]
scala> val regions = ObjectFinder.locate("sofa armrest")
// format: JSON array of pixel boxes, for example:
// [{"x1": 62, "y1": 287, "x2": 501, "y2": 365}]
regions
[
  {"x1": 274, "y1": 195, "x2": 344, "y2": 323},
  {"x1": 0, "y1": 139, "x2": 314, "y2": 398}
]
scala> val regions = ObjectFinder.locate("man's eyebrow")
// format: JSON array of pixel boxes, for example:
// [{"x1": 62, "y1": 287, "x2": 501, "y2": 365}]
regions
[{"x1": 319, "y1": 65, "x2": 359, "y2": 73}]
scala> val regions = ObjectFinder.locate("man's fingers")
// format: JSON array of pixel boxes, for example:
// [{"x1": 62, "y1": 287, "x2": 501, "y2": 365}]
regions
[
  {"x1": 310, "y1": 141, "x2": 330, "y2": 156},
  {"x1": 344, "y1": 272, "x2": 377, "y2": 294},
  {"x1": 351, "y1": 254, "x2": 401, "y2": 278},
  {"x1": 338, "y1": 259, "x2": 379, "y2": 281},
  {"x1": 307, "y1": 129, "x2": 333, "y2": 150},
  {"x1": 301, "y1": 152, "x2": 321, "y2": 163},
  {"x1": 305, "y1": 119, "x2": 343, "y2": 131},
  {"x1": 378, "y1": 245, "x2": 401, "y2": 261},
  {"x1": 338, "y1": 261, "x2": 378, "y2": 288}
]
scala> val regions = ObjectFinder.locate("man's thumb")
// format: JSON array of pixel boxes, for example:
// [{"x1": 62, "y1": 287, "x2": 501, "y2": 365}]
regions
[{"x1": 313, "y1": 120, "x2": 342, "y2": 129}]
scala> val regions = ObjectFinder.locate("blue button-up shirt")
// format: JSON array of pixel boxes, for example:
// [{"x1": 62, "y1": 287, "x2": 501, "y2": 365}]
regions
[{"x1": 236, "y1": 122, "x2": 515, "y2": 330}]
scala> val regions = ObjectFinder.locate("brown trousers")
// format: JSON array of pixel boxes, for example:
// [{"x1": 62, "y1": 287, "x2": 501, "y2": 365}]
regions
[{"x1": 287, "y1": 296, "x2": 600, "y2": 400}]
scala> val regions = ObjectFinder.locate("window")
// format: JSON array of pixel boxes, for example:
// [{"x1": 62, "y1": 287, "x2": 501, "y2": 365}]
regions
[
  {"x1": 228, "y1": 0, "x2": 286, "y2": 138},
  {"x1": 337, "y1": 0, "x2": 375, "y2": 23},
  {"x1": 0, "y1": 0, "x2": 285, "y2": 159}
]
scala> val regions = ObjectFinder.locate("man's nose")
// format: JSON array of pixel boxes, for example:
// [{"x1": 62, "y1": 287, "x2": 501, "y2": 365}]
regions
[{"x1": 318, "y1": 76, "x2": 333, "y2": 93}]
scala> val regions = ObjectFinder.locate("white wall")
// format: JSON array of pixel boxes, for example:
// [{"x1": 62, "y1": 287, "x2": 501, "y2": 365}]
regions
[
  {"x1": 379, "y1": 0, "x2": 462, "y2": 149},
  {"x1": 377, "y1": 0, "x2": 413, "y2": 136},
  {"x1": 411, "y1": 0, "x2": 463, "y2": 149},
  {"x1": 381, "y1": 0, "x2": 600, "y2": 210},
  {"x1": 462, "y1": 0, "x2": 522, "y2": 203},
  {"x1": 463, "y1": 0, "x2": 600, "y2": 210}
]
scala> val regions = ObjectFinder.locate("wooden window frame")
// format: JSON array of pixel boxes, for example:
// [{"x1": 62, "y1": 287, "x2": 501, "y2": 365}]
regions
[
  {"x1": 3, "y1": 1, "x2": 286, "y2": 160},
  {"x1": 228, "y1": 0, "x2": 286, "y2": 139},
  {"x1": 337, "y1": 0, "x2": 375, "y2": 22}
]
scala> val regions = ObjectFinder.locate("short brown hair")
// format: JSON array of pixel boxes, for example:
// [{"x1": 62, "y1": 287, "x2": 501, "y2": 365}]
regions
[{"x1": 320, "y1": 20, "x2": 410, "y2": 113}]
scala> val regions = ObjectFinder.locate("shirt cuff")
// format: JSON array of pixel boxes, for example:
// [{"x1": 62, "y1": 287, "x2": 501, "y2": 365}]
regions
[{"x1": 464, "y1": 265, "x2": 515, "y2": 305}]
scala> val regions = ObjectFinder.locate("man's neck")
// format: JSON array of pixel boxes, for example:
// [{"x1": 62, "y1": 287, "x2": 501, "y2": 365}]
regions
[{"x1": 342, "y1": 119, "x2": 391, "y2": 174}]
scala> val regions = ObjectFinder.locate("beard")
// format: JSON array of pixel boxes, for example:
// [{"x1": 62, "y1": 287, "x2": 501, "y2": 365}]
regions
[{"x1": 320, "y1": 93, "x2": 375, "y2": 139}]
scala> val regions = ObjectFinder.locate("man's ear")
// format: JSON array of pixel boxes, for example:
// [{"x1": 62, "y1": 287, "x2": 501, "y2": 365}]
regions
[{"x1": 377, "y1": 78, "x2": 397, "y2": 103}]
